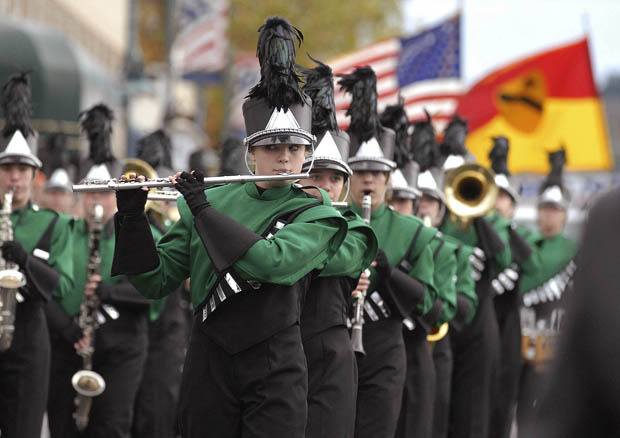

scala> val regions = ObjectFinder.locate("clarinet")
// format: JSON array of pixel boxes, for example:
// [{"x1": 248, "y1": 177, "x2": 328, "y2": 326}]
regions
[
  {"x1": 351, "y1": 194, "x2": 372, "y2": 356},
  {"x1": 0, "y1": 190, "x2": 26, "y2": 352},
  {"x1": 71, "y1": 204, "x2": 106, "y2": 431}
]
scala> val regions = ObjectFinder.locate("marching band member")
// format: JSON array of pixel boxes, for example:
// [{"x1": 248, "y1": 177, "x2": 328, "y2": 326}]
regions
[
  {"x1": 339, "y1": 66, "x2": 437, "y2": 438},
  {"x1": 486, "y1": 136, "x2": 542, "y2": 438},
  {"x1": 383, "y1": 106, "x2": 458, "y2": 438},
  {"x1": 47, "y1": 105, "x2": 151, "y2": 438},
  {"x1": 435, "y1": 116, "x2": 512, "y2": 438},
  {"x1": 299, "y1": 58, "x2": 378, "y2": 438},
  {"x1": 131, "y1": 129, "x2": 191, "y2": 438},
  {"x1": 0, "y1": 72, "x2": 74, "y2": 438},
  {"x1": 111, "y1": 17, "x2": 348, "y2": 438},
  {"x1": 517, "y1": 147, "x2": 577, "y2": 436}
]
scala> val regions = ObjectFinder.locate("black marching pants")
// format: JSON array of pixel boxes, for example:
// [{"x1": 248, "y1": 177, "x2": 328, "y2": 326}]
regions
[
  {"x1": 355, "y1": 319, "x2": 406, "y2": 438},
  {"x1": 490, "y1": 304, "x2": 522, "y2": 438},
  {"x1": 432, "y1": 333, "x2": 453, "y2": 438},
  {"x1": 448, "y1": 296, "x2": 500, "y2": 438},
  {"x1": 304, "y1": 325, "x2": 357, "y2": 438},
  {"x1": 47, "y1": 312, "x2": 148, "y2": 438},
  {"x1": 516, "y1": 363, "x2": 548, "y2": 438},
  {"x1": 396, "y1": 326, "x2": 436, "y2": 438},
  {"x1": 0, "y1": 301, "x2": 49, "y2": 438},
  {"x1": 133, "y1": 289, "x2": 191, "y2": 438},
  {"x1": 178, "y1": 322, "x2": 308, "y2": 438}
]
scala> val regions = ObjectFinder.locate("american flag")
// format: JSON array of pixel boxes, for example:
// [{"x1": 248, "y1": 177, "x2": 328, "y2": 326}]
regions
[
  {"x1": 332, "y1": 14, "x2": 462, "y2": 132},
  {"x1": 171, "y1": 0, "x2": 229, "y2": 82}
]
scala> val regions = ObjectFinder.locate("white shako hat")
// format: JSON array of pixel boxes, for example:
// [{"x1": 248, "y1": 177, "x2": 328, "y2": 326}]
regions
[
  {"x1": 339, "y1": 66, "x2": 396, "y2": 173},
  {"x1": 45, "y1": 168, "x2": 72, "y2": 192},
  {"x1": 538, "y1": 147, "x2": 570, "y2": 210},
  {"x1": 0, "y1": 72, "x2": 41, "y2": 168},
  {"x1": 390, "y1": 162, "x2": 420, "y2": 200},
  {"x1": 488, "y1": 136, "x2": 519, "y2": 202},
  {"x1": 84, "y1": 163, "x2": 112, "y2": 181},
  {"x1": 242, "y1": 17, "x2": 314, "y2": 149}
]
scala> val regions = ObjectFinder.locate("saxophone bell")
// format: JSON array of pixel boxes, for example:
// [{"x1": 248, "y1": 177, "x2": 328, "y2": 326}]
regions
[{"x1": 72, "y1": 370, "x2": 106, "y2": 397}]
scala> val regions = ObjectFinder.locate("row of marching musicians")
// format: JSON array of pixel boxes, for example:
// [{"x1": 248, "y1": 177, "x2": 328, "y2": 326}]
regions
[{"x1": 0, "y1": 16, "x2": 577, "y2": 438}]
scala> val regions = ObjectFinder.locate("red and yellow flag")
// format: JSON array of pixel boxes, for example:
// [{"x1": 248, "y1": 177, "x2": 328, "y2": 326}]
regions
[{"x1": 457, "y1": 38, "x2": 612, "y2": 173}]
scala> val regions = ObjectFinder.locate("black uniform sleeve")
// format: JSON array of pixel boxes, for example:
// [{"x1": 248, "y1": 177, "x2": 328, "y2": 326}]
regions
[
  {"x1": 22, "y1": 255, "x2": 60, "y2": 301},
  {"x1": 112, "y1": 213, "x2": 159, "y2": 276},
  {"x1": 193, "y1": 206, "x2": 262, "y2": 273},
  {"x1": 387, "y1": 268, "x2": 426, "y2": 316},
  {"x1": 97, "y1": 280, "x2": 151, "y2": 309},
  {"x1": 45, "y1": 300, "x2": 83, "y2": 344}
]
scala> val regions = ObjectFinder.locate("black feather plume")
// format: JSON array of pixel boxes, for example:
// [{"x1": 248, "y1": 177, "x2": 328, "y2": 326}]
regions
[
  {"x1": 79, "y1": 104, "x2": 115, "y2": 165},
  {"x1": 338, "y1": 66, "x2": 381, "y2": 143},
  {"x1": 488, "y1": 136, "x2": 510, "y2": 176},
  {"x1": 540, "y1": 146, "x2": 566, "y2": 193},
  {"x1": 247, "y1": 17, "x2": 304, "y2": 110},
  {"x1": 302, "y1": 56, "x2": 338, "y2": 138},
  {"x1": 136, "y1": 129, "x2": 173, "y2": 170},
  {"x1": 439, "y1": 115, "x2": 468, "y2": 158},
  {"x1": 380, "y1": 100, "x2": 410, "y2": 168},
  {"x1": 410, "y1": 110, "x2": 439, "y2": 172},
  {"x1": 1, "y1": 72, "x2": 34, "y2": 139}
]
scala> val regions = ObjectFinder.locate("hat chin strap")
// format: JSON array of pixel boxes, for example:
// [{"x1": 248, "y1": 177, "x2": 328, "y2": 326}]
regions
[{"x1": 244, "y1": 142, "x2": 316, "y2": 181}]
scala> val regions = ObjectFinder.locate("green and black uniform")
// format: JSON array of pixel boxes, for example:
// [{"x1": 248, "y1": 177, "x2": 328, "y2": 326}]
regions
[
  {"x1": 0, "y1": 204, "x2": 74, "y2": 438},
  {"x1": 517, "y1": 231, "x2": 576, "y2": 435},
  {"x1": 397, "y1": 230, "x2": 457, "y2": 438},
  {"x1": 440, "y1": 214, "x2": 511, "y2": 438},
  {"x1": 432, "y1": 236, "x2": 477, "y2": 438},
  {"x1": 132, "y1": 212, "x2": 192, "y2": 438},
  {"x1": 350, "y1": 202, "x2": 436, "y2": 438},
  {"x1": 489, "y1": 217, "x2": 542, "y2": 438},
  {"x1": 47, "y1": 217, "x2": 151, "y2": 438},
  {"x1": 301, "y1": 207, "x2": 377, "y2": 438},
  {"x1": 114, "y1": 182, "x2": 347, "y2": 438}
]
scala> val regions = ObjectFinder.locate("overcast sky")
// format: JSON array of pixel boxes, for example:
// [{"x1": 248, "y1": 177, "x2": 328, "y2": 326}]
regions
[{"x1": 403, "y1": 0, "x2": 620, "y2": 87}]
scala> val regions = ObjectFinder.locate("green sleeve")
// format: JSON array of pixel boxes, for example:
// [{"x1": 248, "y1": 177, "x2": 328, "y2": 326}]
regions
[
  {"x1": 49, "y1": 215, "x2": 75, "y2": 298},
  {"x1": 489, "y1": 215, "x2": 512, "y2": 271},
  {"x1": 410, "y1": 245, "x2": 437, "y2": 315},
  {"x1": 516, "y1": 226, "x2": 544, "y2": 279},
  {"x1": 146, "y1": 224, "x2": 168, "y2": 321},
  {"x1": 129, "y1": 215, "x2": 191, "y2": 300},
  {"x1": 456, "y1": 244, "x2": 478, "y2": 323},
  {"x1": 321, "y1": 219, "x2": 378, "y2": 278},
  {"x1": 235, "y1": 216, "x2": 346, "y2": 285},
  {"x1": 433, "y1": 240, "x2": 458, "y2": 324}
]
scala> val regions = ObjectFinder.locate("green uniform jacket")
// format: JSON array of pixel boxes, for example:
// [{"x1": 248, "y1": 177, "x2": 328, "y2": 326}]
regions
[
  {"x1": 130, "y1": 183, "x2": 348, "y2": 308},
  {"x1": 429, "y1": 233, "x2": 458, "y2": 325},
  {"x1": 442, "y1": 234, "x2": 478, "y2": 324},
  {"x1": 321, "y1": 207, "x2": 378, "y2": 278},
  {"x1": 351, "y1": 203, "x2": 437, "y2": 316},
  {"x1": 57, "y1": 218, "x2": 150, "y2": 317},
  {"x1": 11, "y1": 204, "x2": 74, "y2": 300},
  {"x1": 519, "y1": 232, "x2": 577, "y2": 293}
]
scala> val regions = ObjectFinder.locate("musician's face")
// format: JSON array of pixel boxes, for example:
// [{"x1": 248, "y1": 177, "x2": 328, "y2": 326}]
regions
[
  {"x1": 250, "y1": 143, "x2": 307, "y2": 188},
  {"x1": 0, "y1": 163, "x2": 35, "y2": 210},
  {"x1": 417, "y1": 194, "x2": 443, "y2": 226},
  {"x1": 82, "y1": 192, "x2": 116, "y2": 224},
  {"x1": 537, "y1": 204, "x2": 566, "y2": 238},
  {"x1": 350, "y1": 170, "x2": 389, "y2": 209},
  {"x1": 41, "y1": 190, "x2": 75, "y2": 215},
  {"x1": 301, "y1": 169, "x2": 345, "y2": 202},
  {"x1": 389, "y1": 197, "x2": 415, "y2": 216},
  {"x1": 495, "y1": 190, "x2": 516, "y2": 220}
]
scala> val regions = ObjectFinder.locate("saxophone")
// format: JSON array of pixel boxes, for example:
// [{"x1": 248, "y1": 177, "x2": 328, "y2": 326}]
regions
[
  {"x1": 72, "y1": 204, "x2": 106, "y2": 431},
  {"x1": 0, "y1": 190, "x2": 26, "y2": 352}
]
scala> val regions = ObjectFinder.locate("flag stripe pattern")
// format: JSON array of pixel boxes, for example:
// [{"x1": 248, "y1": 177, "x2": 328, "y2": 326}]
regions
[{"x1": 331, "y1": 15, "x2": 463, "y2": 132}]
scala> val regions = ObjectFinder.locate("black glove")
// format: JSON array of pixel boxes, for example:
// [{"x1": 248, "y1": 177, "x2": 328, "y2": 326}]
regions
[
  {"x1": 374, "y1": 249, "x2": 392, "y2": 282},
  {"x1": 1, "y1": 241, "x2": 28, "y2": 267},
  {"x1": 175, "y1": 170, "x2": 209, "y2": 216},
  {"x1": 116, "y1": 188, "x2": 148, "y2": 216}
]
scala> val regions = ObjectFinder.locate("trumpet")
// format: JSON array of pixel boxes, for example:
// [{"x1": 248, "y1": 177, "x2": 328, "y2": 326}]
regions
[{"x1": 72, "y1": 172, "x2": 311, "y2": 193}]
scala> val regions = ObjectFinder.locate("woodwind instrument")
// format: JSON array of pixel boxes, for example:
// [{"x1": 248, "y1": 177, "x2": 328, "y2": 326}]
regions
[{"x1": 351, "y1": 194, "x2": 372, "y2": 356}]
